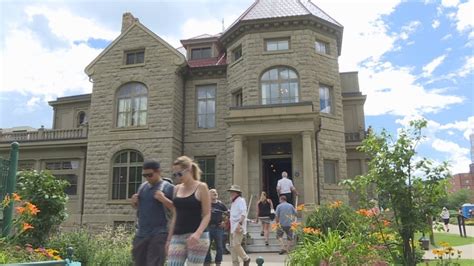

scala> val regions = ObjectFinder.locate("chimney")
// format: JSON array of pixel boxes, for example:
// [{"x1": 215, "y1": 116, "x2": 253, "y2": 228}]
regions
[{"x1": 122, "y1": 12, "x2": 139, "y2": 33}]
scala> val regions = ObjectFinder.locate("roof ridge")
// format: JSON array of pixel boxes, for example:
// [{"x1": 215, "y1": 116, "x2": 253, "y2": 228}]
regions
[
  {"x1": 224, "y1": 0, "x2": 260, "y2": 34},
  {"x1": 305, "y1": 0, "x2": 342, "y2": 27},
  {"x1": 296, "y1": 0, "x2": 312, "y2": 15}
]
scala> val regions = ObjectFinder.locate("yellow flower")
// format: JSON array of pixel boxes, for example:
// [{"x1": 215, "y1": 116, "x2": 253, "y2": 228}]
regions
[
  {"x1": 296, "y1": 204, "x2": 305, "y2": 211},
  {"x1": 2, "y1": 194, "x2": 11, "y2": 207}
]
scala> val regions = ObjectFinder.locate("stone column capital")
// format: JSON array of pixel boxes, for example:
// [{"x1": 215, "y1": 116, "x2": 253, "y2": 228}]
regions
[{"x1": 302, "y1": 131, "x2": 313, "y2": 138}]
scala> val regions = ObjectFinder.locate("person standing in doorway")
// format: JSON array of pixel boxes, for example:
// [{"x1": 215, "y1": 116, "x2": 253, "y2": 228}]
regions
[
  {"x1": 275, "y1": 195, "x2": 296, "y2": 255},
  {"x1": 167, "y1": 156, "x2": 211, "y2": 266},
  {"x1": 204, "y1": 189, "x2": 228, "y2": 266},
  {"x1": 131, "y1": 160, "x2": 174, "y2": 266},
  {"x1": 276, "y1": 171, "x2": 298, "y2": 206},
  {"x1": 256, "y1": 191, "x2": 274, "y2": 246},
  {"x1": 228, "y1": 185, "x2": 251, "y2": 266}
]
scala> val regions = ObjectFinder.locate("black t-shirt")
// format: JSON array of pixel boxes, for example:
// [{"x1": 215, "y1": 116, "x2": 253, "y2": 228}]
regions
[{"x1": 210, "y1": 201, "x2": 228, "y2": 226}]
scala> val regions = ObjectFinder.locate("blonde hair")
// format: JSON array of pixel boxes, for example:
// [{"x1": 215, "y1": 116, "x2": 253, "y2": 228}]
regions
[
  {"x1": 259, "y1": 191, "x2": 268, "y2": 203},
  {"x1": 173, "y1": 156, "x2": 202, "y2": 181}
]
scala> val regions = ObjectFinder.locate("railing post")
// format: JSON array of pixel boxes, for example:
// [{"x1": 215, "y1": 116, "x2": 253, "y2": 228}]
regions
[
  {"x1": 2, "y1": 142, "x2": 19, "y2": 237},
  {"x1": 38, "y1": 125, "x2": 45, "y2": 140},
  {"x1": 256, "y1": 256, "x2": 264, "y2": 266}
]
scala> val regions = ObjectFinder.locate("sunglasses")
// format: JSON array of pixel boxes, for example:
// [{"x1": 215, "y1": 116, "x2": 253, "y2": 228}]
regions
[
  {"x1": 142, "y1": 173, "x2": 154, "y2": 178},
  {"x1": 172, "y1": 169, "x2": 189, "y2": 178}
]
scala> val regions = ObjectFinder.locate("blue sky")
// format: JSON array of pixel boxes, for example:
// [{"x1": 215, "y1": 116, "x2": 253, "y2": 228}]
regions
[{"x1": 0, "y1": 0, "x2": 473, "y2": 174}]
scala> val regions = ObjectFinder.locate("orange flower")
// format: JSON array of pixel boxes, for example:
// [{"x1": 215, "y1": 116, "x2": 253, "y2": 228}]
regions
[
  {"x1": 290, "y1": 221, "x2": 301, "y2": 231},
  {"x1": 271, "y1": 223, "x2": 280, "y2": 231},
  {"x1": 330, "y1": 200, "x2": 343, "y2": 208},
  {"x1": 16, "y1": 206, "x2": 26, "y2": 214},
  {"x1": 303, "y1": 227, "x2": 321, "y2": 235},
  {"x1": 22, "y1": 222, "x2": 34, "y2": 232},
  {"x1": 12, "y1": 193, "x2": 21, "y2": 201},
  {"x1": 356, "y1": 208, "x2": 375, "y2": 217},
  {"x1": 383, "y1": 219, "x2": 391, "y2": 227},
  {"x1": 25, "y1": 202, "x2": 40, "y2": 215},
  {"x1": 296, "y1": 204, "x2": 305, "y2": 211}
]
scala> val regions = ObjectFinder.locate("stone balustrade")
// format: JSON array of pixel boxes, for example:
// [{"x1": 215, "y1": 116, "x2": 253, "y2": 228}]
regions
[{"x1": 0, "y1": 127, "x2": 88, "y2": 143}]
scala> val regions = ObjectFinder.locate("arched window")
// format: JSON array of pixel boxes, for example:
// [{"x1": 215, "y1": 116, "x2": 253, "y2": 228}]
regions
[
  {"x1": 116, "y1": 83, "x2": 148, "y2": 128},
  {"x1": 261, "y1": 67, "x2": 299, "y2": 104},
  {"x1": 77, "y1": 111, "x2": 87, "y2": 127},
  {"x1": 111, "y1": 150, "x2": 144, "y2": 200}
]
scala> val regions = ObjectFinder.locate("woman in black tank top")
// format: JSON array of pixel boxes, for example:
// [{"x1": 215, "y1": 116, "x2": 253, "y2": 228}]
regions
[
  {"x1": 256, "y1": 191, "x2": 274, "y2": 245},
  {"x1": 167, "y1": 156, "x2": 211, "y2": 266}
]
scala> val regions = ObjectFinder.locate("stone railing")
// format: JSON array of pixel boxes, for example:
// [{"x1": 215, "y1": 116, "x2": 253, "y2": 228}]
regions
[
  {"x1": 0, "y1": 126, "x2": 88, "y2": 143},
  {"x1": 345, "y1": 131, "x2": 366, "y2": 142}
]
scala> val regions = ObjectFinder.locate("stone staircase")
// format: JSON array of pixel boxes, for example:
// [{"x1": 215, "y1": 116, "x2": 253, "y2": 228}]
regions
[{"x1": 244, "y1": 221, "x2": 281, "y2": 253}]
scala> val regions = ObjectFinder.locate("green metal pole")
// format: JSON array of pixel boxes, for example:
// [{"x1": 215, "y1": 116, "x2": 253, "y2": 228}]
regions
[{"x1": 2, "y1": 142, "x2": 19, "y2": 237}]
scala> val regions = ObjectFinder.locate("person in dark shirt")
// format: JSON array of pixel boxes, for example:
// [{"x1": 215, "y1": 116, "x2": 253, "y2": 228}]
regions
[
  {"x1": 131, "y1": 160, "x2": 174, "y2": 266},
  {"x1": 204, "y1": 189, "x2": 228, "y2": 266}
]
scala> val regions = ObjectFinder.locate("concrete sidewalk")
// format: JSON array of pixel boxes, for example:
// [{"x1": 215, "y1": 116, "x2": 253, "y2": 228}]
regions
[
  {"x1": 424, "y1": 244, "x2": 474, "y2": 260},
  {"x1": 220, "y1": 253, "x2": 287, "y2": 266}
]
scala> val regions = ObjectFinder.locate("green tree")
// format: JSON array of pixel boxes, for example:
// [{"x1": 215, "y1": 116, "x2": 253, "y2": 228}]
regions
[
  {"x1": 344, "y1": 120, "x2": 450, "y2": 265},
  {"x1": 16, "y1": 170, "x2": 69, "y2": 246},
  {"x1": 446, "y1": 189, "x2": 473, "y2": 210}
]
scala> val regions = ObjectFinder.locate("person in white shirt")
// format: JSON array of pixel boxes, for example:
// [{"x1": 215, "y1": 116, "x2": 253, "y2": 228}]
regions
[
  {"x1": 227, "y1": 185, "x2": 251, "y2": 266},
  {"x1": 440, "y1": 207, "x2": 450, "y2": 232},
  {"x1": 276, "y1": 171, "x2": 298, "y2": 206}
]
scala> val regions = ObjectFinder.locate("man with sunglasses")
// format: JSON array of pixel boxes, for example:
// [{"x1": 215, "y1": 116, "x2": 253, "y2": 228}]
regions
[{"x1": 131, "y1": 160, "x2": 174, "y2": 266}]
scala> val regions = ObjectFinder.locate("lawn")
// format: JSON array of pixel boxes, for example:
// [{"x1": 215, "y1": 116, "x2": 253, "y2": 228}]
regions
[
  {"x1": 421, "y1": 259, "x2": 474, "y2": 265},
  {"x1": 415, "y1": 232, "x2": 474, "y2": 247}
]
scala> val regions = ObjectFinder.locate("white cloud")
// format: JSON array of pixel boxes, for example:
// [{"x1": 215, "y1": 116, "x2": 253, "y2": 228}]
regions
[
  {"x1": 422, "y1": 54, "x2": 447, "y2": 77},
  {"x1": 315, "y1": 0, "x2": 402, "y2": 71},
  {"x1": 439, "y1": 116, "x2": 474, "y2": 140},
  {"x1": 441, "y1": 34, "x2": 452, "y2": 40},
  {"x1": 432, "y1": 138, "x2": 471, "y2": 173},
  {"x1": 359, "y1": 62, "x2": 464, "y2": 116},
  {"x1": 457, "y1": 55, "x2": 474, "y2": 77},
  {"x1": 455, "y1": 0, "x2": 474, "y2": 32},
  {"x1": 432, "y1": 19, "x2": 441, "y2": 29},
  {"x1": 26, "y1": 96, "x2": 41, "y2": 110},
  {"x1": 398, "y1": 21, "x2": 422, "y2": 40},
  {"x1": 441, "y1": 0, "x2": 460, "y2": 7},
  {"x1": 0, "y1": 6, "x2": 118, "y2": 99}
]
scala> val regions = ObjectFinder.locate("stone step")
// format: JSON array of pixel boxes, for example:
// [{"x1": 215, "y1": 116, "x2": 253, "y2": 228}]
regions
[{"x1": 245, "y1": 244, "x2": 281, "y2": 253}]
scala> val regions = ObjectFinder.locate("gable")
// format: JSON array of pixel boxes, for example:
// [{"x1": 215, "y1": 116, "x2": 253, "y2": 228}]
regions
[{"x1": 85, "y1": 22, "x2": 186, "y2": 76}]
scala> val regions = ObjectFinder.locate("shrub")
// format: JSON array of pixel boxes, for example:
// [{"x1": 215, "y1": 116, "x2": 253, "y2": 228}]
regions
[
  {"x1": 47, "y1": 226, "x2": 133, "y2": 265},
  {"x1": 16, "y1": 170, "x2": 69, "y2": 246},
  {"x1": 304, "y1": 201, "x2": 355, "y2": 235}
]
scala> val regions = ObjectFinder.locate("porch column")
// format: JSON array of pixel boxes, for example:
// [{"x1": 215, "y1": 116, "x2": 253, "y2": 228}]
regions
[
  {"x1": 232, "y1": 135, "x2": 243, "y2": 188},
  {"x1": 302, "y1": 131, "x2": 315, "y2": 205}
]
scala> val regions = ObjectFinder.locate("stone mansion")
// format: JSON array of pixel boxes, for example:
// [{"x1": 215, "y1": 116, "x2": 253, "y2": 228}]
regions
[{"x1": 0, "y1": 0, "x2": 368, "y2": 228}]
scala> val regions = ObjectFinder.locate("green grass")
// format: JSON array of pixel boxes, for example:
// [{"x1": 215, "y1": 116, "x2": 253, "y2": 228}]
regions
[
  {"x1": 415, "y1": 232, "x2": 474, "y2": 247},
  {"x1": 421, "y1": 259, "x2": 474, "y2": 265}
]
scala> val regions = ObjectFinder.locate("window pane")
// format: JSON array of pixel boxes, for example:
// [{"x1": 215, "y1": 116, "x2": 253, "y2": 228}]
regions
[
  {"x1": 197, "y1": 88, "x2": 207, "y2": 99},
  {"x1": 198, "y1": 115, "x2": 206, "y2": 128},
  {"x1": 278, "y1": 40, "x2": 289, "y2": 50},
  {"x1": 206, "y1": 87, "x2": 216, "y2": 99},
  {"x1": 136, "y1": 52, "x2": 144, "y2": 63},
  {"x1": 279, "y1": 68, "x2": 289, "y2": 80},
  {"x1": 266, "y1": 41, "x2": 277, "y2": 51},
  {"x1": 289, "y1": 70, "x2": 297, "y2": 79},
  {"x1": 281, "y1": 83, "x2": 290, "y2": 103},
  {"x1": 126, "y1": 53, "x2": 135, "y2": 65},
  {"x1": 270, "y1": 84, "x2": 279, "y2": 103},
  {"x1": 269, "y1": 69, "x2": 278, "y2": 80},
  {"x1": 139, "y1": 97, "x2": 147, "y2": 111},
  {"x1": 198, "y1": 100, "x2": 207, "y2": 115},
  {"x1": 290, "y1": 82, "x2": 299, "y2": 102},
  {"x1": 207, "y1": 114, "x2": 215, "y2": 128},
  {"x1": 202, "y1": 48, "x2": 211, "y2": 58},
  {"x1": 324, "y1": 161, "x2": 337, "y2": 184},
  {"x1": 207, "y1": 100, "x2": 215, "y2": 114},
  {"x1": 138, "y1": 111, "x2": 147, "y2": 126},
  {"x1": 261, "y1": 71, "x2": 270, "y2": 81}
]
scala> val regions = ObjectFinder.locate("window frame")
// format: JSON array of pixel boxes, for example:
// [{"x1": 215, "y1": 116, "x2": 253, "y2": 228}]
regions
[
  {"x1": 265, "y1": 38, "x2": 290, "y2": 52},
  {"x1": 315, "y1": 40, "x2": 330, "y2": 55},
  {"x1": 195, "y1": 157, "x2": 216, "y2": 189},
  {"x1": 42, "y1": 160, "x2": 80, "y2": 196},
  {"x1": 319, "y1": 84, "x2": 334, "y2": 114},
  {"x1": 260, "y1": 67, "x2": 300, "y2": 105},
  {"x1": 232, "y1": 45, "x2": 242, "y2": 61},
  {"x1": 77, "y1": 111, "x2": 87, "y2": 127},
  {"x1": 124, "y1": 49, "x2": 145, "y2": 65},
  {"x1": 232, "y1": 89, "x2": 243, "y2": 107},
  {"x1": 323, "y1": 159, "x2": 338, "y2": 184},
  {"x1": 115, "y1": 82, "x2": 148, "y2": 128},
  {"x1": 191, "y1": 47, "x2": 212, "y2": 60},
  {"x1": 196, "y1": 84, "x2": 217, "y2": 129},
  {"x1": 111, "y1": 150, "x2": 144, "y2": 200}
]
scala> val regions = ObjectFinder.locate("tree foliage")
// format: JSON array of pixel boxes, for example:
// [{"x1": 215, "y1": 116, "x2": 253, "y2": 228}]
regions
[
  {"x1": 446, "y1": 189, "x2": 474, "y2": 210},
  {"x1": 343, "y1": 119, "x2": 450, "y2": 265}
]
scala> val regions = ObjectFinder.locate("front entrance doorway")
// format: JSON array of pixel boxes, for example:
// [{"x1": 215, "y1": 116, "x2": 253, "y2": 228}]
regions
[{"x1": 261, "y1": 142, "x2": 292, "y2": 207}]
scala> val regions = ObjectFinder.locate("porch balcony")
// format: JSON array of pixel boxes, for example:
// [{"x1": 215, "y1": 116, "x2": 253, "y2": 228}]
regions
[{"x1": 0, "y1": 126, "x2": 88, "y2": 143}]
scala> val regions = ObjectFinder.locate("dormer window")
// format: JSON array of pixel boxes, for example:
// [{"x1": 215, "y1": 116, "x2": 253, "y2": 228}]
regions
[
  {"x1": 125, "y1": 50, "x2": 145, "y2": 65},
  {"x1": 233, "y1": 45, "x2": 242, "y2": 61},
  {"x1": 315, "y1": 40, "x2": 329, "y2": 55},
  {"x1": 191, "y1": 47, "x2": 212, "y2": 59}
]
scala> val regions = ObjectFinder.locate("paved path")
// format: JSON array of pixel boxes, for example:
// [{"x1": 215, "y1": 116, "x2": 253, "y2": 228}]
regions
[
  {"x1": 220, "y1": 253, "x2": 287, "y2": 266},
  {"x1": 424, "y1": 225, "x2": 474, "y2": 260}
]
